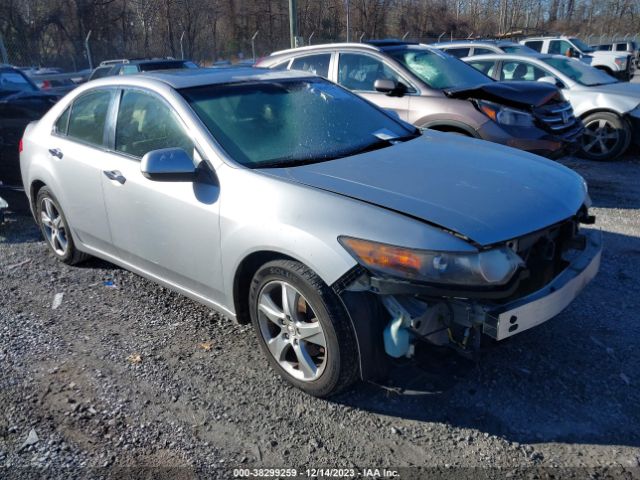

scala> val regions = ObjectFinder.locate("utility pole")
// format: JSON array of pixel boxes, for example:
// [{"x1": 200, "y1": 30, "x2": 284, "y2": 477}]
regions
[
  {"x1": 180, "y1": 31, "x2": 185, "y2": 60},
  {"x1": 85, "y1": 30, "x2": 93, "y2": 70},
  {"x1": 346, "y1": 0, "x2": 351, "y2": 42},
  {"x1": 251, "y1": 30, "x2": 259, "y2": 61},
  {"x1": 288, "y1": 0, "x2": 298, "y2": 48}
]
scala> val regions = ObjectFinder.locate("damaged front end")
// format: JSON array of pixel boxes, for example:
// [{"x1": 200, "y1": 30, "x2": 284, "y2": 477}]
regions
[{"x1": 335, "y1": 209, "x2": 602, "y2": 377}]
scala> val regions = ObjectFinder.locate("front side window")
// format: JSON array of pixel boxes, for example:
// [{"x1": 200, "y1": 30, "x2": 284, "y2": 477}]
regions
[
  {"x1": 444, "y1": 47, "x2": 471, "y2": 58},
  {"x1": 524, "y1": 40, "x2": 543, "y2": 52},
  {"x1": 500, "y1": 61, "x2": 547, "y2": 81},
  {"x1": 290, "y1": 54, "x2": 331, "y2": 78},
  {"x1": 549, "y1": 40, "x2": 573, "y2": 55},
  {"x1": 180, "y1": 78, "x2": 416, "y2": 168},
  {"x1": 472, "y1": 48, "x2": 495, "y2": 56},
  {"x1": 616, "y1": 43, "x2": 628, "y2": 52},
  {"x1": 388, "y1": 47, "x2": 491, "y2": 90},
  {"x1": 115, "y1": 90, "x2": 194, "y2": 159},
  {"x1": 67, "y1": 90, "x2": 112, "y2": 146},
  {"x1": 337, "y1": 53, "x2": 406, "y2": 92}
]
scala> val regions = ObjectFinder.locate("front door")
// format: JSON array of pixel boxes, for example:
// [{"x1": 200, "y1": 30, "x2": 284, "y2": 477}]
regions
[{"x1": 100, "y1": 88, "x2": 223, "y2": 302}]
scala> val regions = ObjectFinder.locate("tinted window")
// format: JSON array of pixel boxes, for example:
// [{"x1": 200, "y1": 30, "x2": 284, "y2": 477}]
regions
[
  {"x1": 121, "y1": 65, "x2": 139, "y2": 75},
  {"x1": 115, "y1": 90, "x2": 194, "y2": 159},
  {"x1": 53, "y1": 107, "x2": 70, "y2": 135},
  {"x1": 468, "y1": 60, "x2": 496, "y2": 77},
  {"x1": 90, "y1": 67, "x2": 113, "y2": 80},
  {"x1": 500, "y1": 61, "x2": 547, "y2": 81},
  {"x1": 0, "y1": 70, "x2": 38, "y2": 93},
  {"x1": 67, "y1": 90, "x2": 112, "y2": 146},
  {"x1": 472, "y1": 47, "x2": 494, "y2": 56},
  {"x1": 271, "y1": 61, "x2": 290, "y2": 71},
  {"x1": 337, "y1": 53, "x2": 408, "y2": 92},
  {"x1": 388, "y1": 47, "x2": 491, "y2": 90},
  {"x1": 502, "y1": 44, "x2": 538, "y2": 54},
  {"x1": 549, "y1": 40, "x2": 572, "y2": 55},
  {"x1": 524, "y1": 40, "x2": 543, "y2": 52},
  {"x1": 180, "y1": 78, "x2": 415, "y2": 168},
  {"x1": 616, "y1": 43, "x2": 628, "y2": 51},
  {"x1": 444, "y1": 47, "x2": 471, "y2": 58},
  {"x1": 290, "y1": 54, "x2": 331, "y2": 77},
  {"x1": 138, "y1": 61, "x2": 198, "y2": 72}
]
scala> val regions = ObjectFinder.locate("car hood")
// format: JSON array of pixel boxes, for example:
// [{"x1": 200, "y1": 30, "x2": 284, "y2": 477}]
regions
[
  {"x1": 444, "y1": 81, "x2": 562, "y2": 109},
  {"x1": 584, "y1": 81, "x2": 640, "y2": 99},
  {"x1": 261, "y1": 132, "x2": 587, "y2": 246}
]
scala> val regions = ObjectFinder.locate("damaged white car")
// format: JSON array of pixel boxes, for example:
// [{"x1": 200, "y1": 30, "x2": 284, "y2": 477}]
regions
[{"x1": 20, "y1": 68, "x2": 601, "y2": 397}]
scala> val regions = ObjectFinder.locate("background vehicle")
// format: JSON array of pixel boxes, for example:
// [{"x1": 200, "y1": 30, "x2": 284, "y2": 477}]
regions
[
  {"x1": 88, "y1": 58, "x2": 199, "y2": 81},
  {"x1": 592, "y1": 41, "x2": 639, "y2": 67},
  {"x1": 431, "y1": 40, "x2": 538, "y2": 58},
  {"x1": 27, "y1": 72, "x2": 78, "y2": 95},
  {"x1": 0, "y1": 64, "x2": 60, "y2": 185},
  {"x1": 257, "y1": 41, "x2": 582, "y2": 158},
  {"x1": 520, "y1": 36, "x2": 634, "y2": 81},
  {"x1": 465, "y1": 53, "x2": 640, "y2": 160},
  {"x1": 20, "y1": 68, "x2": 600, "y2": 397}
]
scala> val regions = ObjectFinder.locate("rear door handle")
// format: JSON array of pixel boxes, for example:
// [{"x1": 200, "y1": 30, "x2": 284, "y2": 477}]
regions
[
  {"x1": 48, "y1": 148, "x2": 63, "y2": 159},
  {"x1": 103, "y1": 170, "x2": 126, "y2": 185}
]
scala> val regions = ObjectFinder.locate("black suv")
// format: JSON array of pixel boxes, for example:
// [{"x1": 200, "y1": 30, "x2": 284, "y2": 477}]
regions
[{"x1": 89, "y1": 58, "x2": 199, "y2": 81}]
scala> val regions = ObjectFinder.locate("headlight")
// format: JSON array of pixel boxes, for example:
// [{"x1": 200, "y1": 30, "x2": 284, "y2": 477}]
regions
[
  {"x1": 339, "y1": 237, "x2": 525, "y2": 287},
  {"x1": 477, "y1": 100, "x2": 535, "y2": 127}
]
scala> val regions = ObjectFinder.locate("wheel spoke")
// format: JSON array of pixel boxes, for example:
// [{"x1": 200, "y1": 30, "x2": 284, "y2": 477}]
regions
[
  {"x1": 258, "y1": 293, "x2": 285, "y2": 325},
  {"x1": 598, "y1": 139, "x2": 608, "y2": 153},
  {"x1": 40, "y1": 212, "x2": 53, "y2": 228},
  {"x1": 598, "y1": 119, "x2": 607, "y2": 129},
  {"x1": 266, "y1": 333, "x2": 289, "y2": 361},
  {"x1": 53, "y1": 216, "x2": 63, "y2": 229},
  {"x1": 293, "y1": 342, "x2": 317, "y2": 378},
  {"x1": 297, "y1": 320, "x2": 326, "y2": 347},
  {"x1": 44, "y1": 198, "x2": 55, "y2": 219},
  {"x1": 280, "y1": 282, "x2": 299, "y2": 320},
  {"x1": 584, "y1": 138, "x2": 598, "y2": 151},
  {"x1": 55, "y1": 230, "x2": 68, "y2": 252}
]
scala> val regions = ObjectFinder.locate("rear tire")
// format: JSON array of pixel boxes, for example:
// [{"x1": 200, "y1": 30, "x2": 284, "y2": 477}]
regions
[
  {"x1": 36, "y1": 187, "x2": 89, "y2": 265},
  {"x1": 579, "y1": 112, "x2": 631, "y2": 161},
  {"x1": 249, "y1": 259, "x2": 359, "y2": 397}
]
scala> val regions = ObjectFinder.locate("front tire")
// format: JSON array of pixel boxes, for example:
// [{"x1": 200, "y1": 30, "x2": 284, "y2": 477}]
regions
[
  {"x1": 249, "y1": 260, "x2": 359, "y2": 397},
  {"x1": 579, "y1": 112, "x2": 631, "y2": 161},
  {"x1": 36, "y1": 187, "x2": 89, "y2": 265}
]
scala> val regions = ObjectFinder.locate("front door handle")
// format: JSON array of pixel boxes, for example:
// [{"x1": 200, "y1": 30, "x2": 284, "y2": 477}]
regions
[
  {"x1": 48, "y1": 148, "x2": 63, "y2": 159},
  {"x1": 103, "y1": 170, "x2": 126, "y2": 185}
]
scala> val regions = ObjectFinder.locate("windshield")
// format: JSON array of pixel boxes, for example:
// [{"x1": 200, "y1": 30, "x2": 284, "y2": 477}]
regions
[
  {"x1": 181, "y1": 78, "x2": 416, "y2": 168},
  {"x1": 542, "y1": 57, "x2": 617, "y2": 86},
  {"x1": 387, "y1": 47, "x2": 491, "y2": 90},
  {"x1": 569, "y1": 38, "x2": 595, "y2": 53},
  {"x1": 502, "y1": 44, "x2": 538, "y2": 54},
  {"x1": 0, "y1": 70, "x2": 38, "y2": 93}
]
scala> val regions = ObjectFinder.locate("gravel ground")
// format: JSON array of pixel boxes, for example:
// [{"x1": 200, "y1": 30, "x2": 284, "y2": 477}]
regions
[{"x1": 1, "y1": 152, "x2": 640, "y2": 479}]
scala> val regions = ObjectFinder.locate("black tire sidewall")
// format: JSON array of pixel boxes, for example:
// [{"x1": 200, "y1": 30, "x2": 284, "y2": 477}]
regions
[
  {"x1": 36, "y1": 187, "x2": 77, "y2": 264},
  {"x1": 579, "y1": 112, "x2": 631, "y2": 161},
  {"x1": 248, "y1": 260, "x2": 354, "y2": 397}
]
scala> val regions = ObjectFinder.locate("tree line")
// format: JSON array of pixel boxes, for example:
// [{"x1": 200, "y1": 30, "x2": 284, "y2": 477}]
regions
[{"x1": 1, "y1": 0, "x2": 638, "y2": 70}]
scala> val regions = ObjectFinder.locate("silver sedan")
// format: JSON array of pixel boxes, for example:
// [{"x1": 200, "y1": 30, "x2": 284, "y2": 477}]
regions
[
  {"x1": 20, "y1": 68, "x2": 601, "y2": 396},
  {"x1": 464, "y1": 53, "x2": 640, "y2": 160}
]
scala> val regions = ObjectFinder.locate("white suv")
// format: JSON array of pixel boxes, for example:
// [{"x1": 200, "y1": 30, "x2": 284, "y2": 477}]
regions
[{"x1": 520, "y1": 36, "x2": 634, "y2": 81}]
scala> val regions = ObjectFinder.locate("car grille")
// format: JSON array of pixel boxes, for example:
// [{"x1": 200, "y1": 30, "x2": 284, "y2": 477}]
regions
[{"x1": 533, "y1": 101, "x2": 583, "y2": 140}]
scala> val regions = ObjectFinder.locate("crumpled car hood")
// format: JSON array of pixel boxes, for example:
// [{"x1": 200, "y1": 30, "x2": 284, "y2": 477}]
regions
[
  {"x1": 445, "y1": 81, "x2": 562, "y2": 109},
  {"x1": 262, "y1": 132, "x2": 587, "y2": 246}
]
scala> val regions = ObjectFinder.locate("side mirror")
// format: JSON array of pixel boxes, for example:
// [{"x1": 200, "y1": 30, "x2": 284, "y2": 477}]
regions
[
  {"x1": 141, "y1": 148, "x2": 196, "y2": 182},
  {"x1": 374, "y1": 78, "x2": 407, "y2": 96},
  {"x1": 537, "y1": 76, "x2": 564, "y2": 88}
]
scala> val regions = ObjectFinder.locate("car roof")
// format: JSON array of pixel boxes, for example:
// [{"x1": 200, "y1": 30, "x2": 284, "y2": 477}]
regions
[
  {"x1": 434, "y1": 40, "x2": 519, "y2": 47},
  {"x1": 464, "y1": 52, "x2": 562, "y2": 61},
  {"x1": 92, "y1": 67, "x2": 316, "y2": 90}
]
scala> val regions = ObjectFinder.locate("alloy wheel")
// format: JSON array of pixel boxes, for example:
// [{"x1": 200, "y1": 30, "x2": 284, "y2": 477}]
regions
[
  {"x1": 256, "y1": 280, "x2": 327, "y2": 381},
  {"x1": 40, "y1": 197, "x2": 68, "y2": 256},
  {"x1": 582, "y1": 118, "x2": 621, "y2": 157}
]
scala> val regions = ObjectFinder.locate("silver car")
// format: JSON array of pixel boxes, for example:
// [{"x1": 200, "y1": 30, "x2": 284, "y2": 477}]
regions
[
  {"x1": 465, "y1": 53, "x2": 640, "y2": 160},
  {"x1": 20, "y1": 68, "x2": 602, "y2": 397}
]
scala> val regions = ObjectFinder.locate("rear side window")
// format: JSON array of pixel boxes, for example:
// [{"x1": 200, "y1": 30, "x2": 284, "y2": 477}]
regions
[
  {"x1": 90, "y1": 67, "x2": 113, "y2": 80},
  {"x1": 524, "y1": 40, "x2": 543, "y2": 52},
  {"x1": 53, "y1": 107, "x2": 70, "y2": 135},
  {"x1": 472, "y1": 47, "x2": 495, "y2": 56},
  {"x1": 120, "y1": 65, "x2": 139, "y2": 75},
  {"x1": 468, "y1": 60, "x2": 496, "y2": 77},
  {"x1": 115, "y1": 90, "x2": 194, "y2": 159},
  {"x1": 67, "y1": 90, "x2": 112, "y2": 146},
  {"x1": 615, "y1": 43, "x2": 628, "y2": 51},
  {"x1": 444, "y1": 47, "x2": 471, "y2": 58},
  {"x1": 290, "y1": 54, "x2": 331, "y2": 77}
]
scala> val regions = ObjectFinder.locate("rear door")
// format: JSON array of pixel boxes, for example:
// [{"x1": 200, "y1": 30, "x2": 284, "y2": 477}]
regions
[
  {"x1": 99, "y1": 87, "x2": 224, "y2": 301},
  {"x1": 49, "y1": 88, "x2": 115, "y2": 253},
  {"x1": 334, "y1": 52, "x2": 412, "y2": 120}
]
